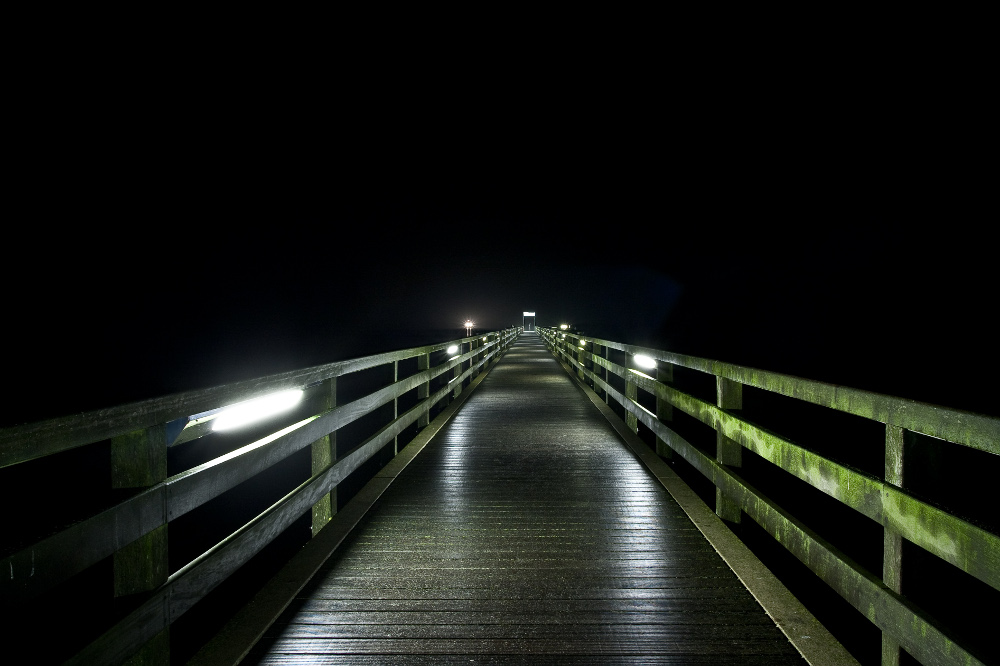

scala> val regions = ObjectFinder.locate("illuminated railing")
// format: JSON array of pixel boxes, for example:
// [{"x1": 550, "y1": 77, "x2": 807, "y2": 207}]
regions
[
  {"x1": 0, "y1": 327, "x2": 520, "y2": 664},
  {"x1": 541, "y1": 326, "x2": 998, "y2": 666}
]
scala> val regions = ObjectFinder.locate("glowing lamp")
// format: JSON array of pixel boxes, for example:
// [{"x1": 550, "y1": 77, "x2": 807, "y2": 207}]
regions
[
  {"x1": 213, "y1": 389, "x2": 304, "y2": 431},
  {"x1": 633, "y1": 354, "x2": 657, "y2": 369}
]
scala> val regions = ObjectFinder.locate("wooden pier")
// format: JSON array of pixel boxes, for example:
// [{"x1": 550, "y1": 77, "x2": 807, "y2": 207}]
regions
[
  {"x1": 244, "y1": 334, "x2": 808, "y2": 663},
  {"x1": 3, "y1": 326, "x2": 995, "y2": 665}
]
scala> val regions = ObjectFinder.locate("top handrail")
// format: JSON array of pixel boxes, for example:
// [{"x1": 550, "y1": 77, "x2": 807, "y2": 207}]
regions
[
  {"x1": 0, "y1": 333, "x2": 499, "y2": 469},
  {"x1": 581, "y1": 334, "x2": 999, "y2": 456}
]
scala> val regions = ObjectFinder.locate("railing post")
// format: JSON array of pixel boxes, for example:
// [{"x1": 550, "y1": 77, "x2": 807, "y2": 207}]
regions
[
  {"x1": 465, "y1": 341, "x2": 472, "y2": 386},
  {"x1": 392, "y1": 360, "x2": 399, "y2": 455},
  {"x1": 715, "y1": 376, "x2": 743, "y2": 523},
  {"x1": 882, "y1": 424, "x2": 905, "y2": 666},
  {"x1": 311, "y1": 377, "x2": 337, "y2": 536},
  {"x1": 417, "y1": 352, "x2": 430, "y2": 428},
  {"x1": 576, "y1": 337, "x2": 586, "y2": 382},
  {"x1": 655, "y1": 363, "x2": 674, "y2": 460},
  {"x1": 451, "y1": 345, "x2": 463, "y2": 400},
  {"x1": 471, "y1": 338, "x2": 478, "y2": 377},
  {"x1": 593, "y1": 342, "x2": 607, "y2": 403},
  {"x1": 626, "y1": 355, "x2": 639, "y2": 434},
  {"x1": 111, "y1": 423, "x2": 169, "y2": 665}
]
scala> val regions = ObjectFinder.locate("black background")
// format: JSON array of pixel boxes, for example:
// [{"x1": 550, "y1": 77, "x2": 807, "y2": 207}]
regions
[{"x1": 4, "y1": 24, "x2": 994, "y2": 425}]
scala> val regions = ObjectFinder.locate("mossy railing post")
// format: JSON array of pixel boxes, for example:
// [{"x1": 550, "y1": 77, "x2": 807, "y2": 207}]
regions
[
  {"x1": 392, "y1": 360, "x2": 400, "y2": 454},
  {"x1": 463, "y1": 341, "x2": 471, "y2": 387},
  {"x1": 573, "y1": 336, "x2": 587, "y2": 383},
  {"x1": 715, "y1": 376, "x2": 743, "y2": 524},
  {"x1": 655, "y1": 363, "x2": 674, "y2": 461},
  {"x1": 625, "y1": 354, "x2": 639, "y2": 434},
  {"x1": 882, "y1": 424, "x2": 906, "y2": 666},
  {"x1": 311, "y1": 377, "x2": 337, "y2": 536},
  {"x1": 110, "y1": 423, "x2": 169, "y2": 665},
  {"x1": 470, "y1": 338, "x2": 478, "y2": 379},
  {"x1": 451, "y1": 346, "x2": 462, "y2": 401},
  {"x1": 417, "y1": 352, "x2": 430, "y2": 429},
  {"x1": 593, "y1": 341, "x2": 607, "y2": 404}
]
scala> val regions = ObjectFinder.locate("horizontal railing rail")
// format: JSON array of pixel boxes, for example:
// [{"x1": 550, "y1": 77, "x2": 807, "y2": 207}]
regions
[
  {"x1": 541, "y1": 326, "x2": 997, "y2": 666},
  {"x1": 0, "y1": 327, "x2": 520, "y2": 664}
]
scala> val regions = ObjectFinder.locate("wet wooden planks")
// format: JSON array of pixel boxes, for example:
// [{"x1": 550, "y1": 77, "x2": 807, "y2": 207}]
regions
[{"x1": 247, "y1": 333, "x2": 805, "y2": 664}]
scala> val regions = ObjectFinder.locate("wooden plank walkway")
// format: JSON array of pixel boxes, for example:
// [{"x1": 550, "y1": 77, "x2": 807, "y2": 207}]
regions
[{"x1": 245, "y1": 333, "x2": 806, "y2": 664}]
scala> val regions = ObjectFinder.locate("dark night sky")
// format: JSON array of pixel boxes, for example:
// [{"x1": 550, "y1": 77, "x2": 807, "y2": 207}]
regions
[{"x1": 5, "y1": 40, "x2": 994, "y2": 426}]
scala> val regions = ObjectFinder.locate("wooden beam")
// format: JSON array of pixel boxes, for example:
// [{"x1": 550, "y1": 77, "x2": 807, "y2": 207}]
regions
[
  {"x1": 655, "y1": 363, "x2": 674, "y2": 460},
  {"x1": 715, "y1": 376, "x2": 743, "y2": 524},
  {"x1": 311, "y1": 377, "x2": 337, "y2": 537},
  {"x1": 589, "y1": 354, "x2": 1000, "y2": 592},
  {"x1": 882, "y1": 424, "x2": 905, "y2": 666},
  {"x1": 111, "y1": 424, "x2": 169, "y2": 665},
  {"x1": 587, "y1": 337, "x2": 999, "y2": 455},
  {"x1": 1, "y1": 335, "x2": 504, "y2": 468}
]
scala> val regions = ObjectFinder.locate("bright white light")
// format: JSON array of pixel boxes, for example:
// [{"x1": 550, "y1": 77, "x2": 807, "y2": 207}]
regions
[
  {"x1": 213, "y1": 389, "x2": 304, "y2": 431},
  {"x1": 482, "y1": 336, "x2": 487, "y2": 341},
  {"x1": 634, "y1": 354, "x2": 657, "y2": 369},
  {"x1": 560, "y1": 324, "x2": 569, "y2": 330},
  {"x1": 446, "y1": 344, "x2": 459, "y2": 354}
]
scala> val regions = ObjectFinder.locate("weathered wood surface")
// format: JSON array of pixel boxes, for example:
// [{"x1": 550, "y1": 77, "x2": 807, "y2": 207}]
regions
[
  {"x1": 1, "y1": 338, "x2": 508, "y2": 602},
  {"x1": 562, "y1": 335, "x2": 988, "y2": 666},
  {"x1": 0, "y1": 333, "x2": 513, "y2": 467},
  {"x1": 247, "y1": 334, "x2": 805, "y2": 664},
  {"x1": 4, "y1": 330, "x2": 520, "y2": 666},
  {"x1": 580, "y1": 342, "x2": 1000, "y2": 593},
  {"x1": 64, "y1": 344, "x2": 510, "y2": 665},
  {"x1": 588, "y1": 337, "x2": 999, "y2": 455}
]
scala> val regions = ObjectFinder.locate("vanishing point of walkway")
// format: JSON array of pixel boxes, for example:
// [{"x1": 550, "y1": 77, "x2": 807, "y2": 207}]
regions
[{"x1": 246, "y1": 333, "x2": 806, "y2": 664}]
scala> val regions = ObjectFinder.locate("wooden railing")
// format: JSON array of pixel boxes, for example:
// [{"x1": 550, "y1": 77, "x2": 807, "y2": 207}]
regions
[
  {"x1": 541, "y1": 326, "x2": 998, "y2": 666},
  {"x1": 0, "y1": 327, "x2": 520, "y2": 664}
]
